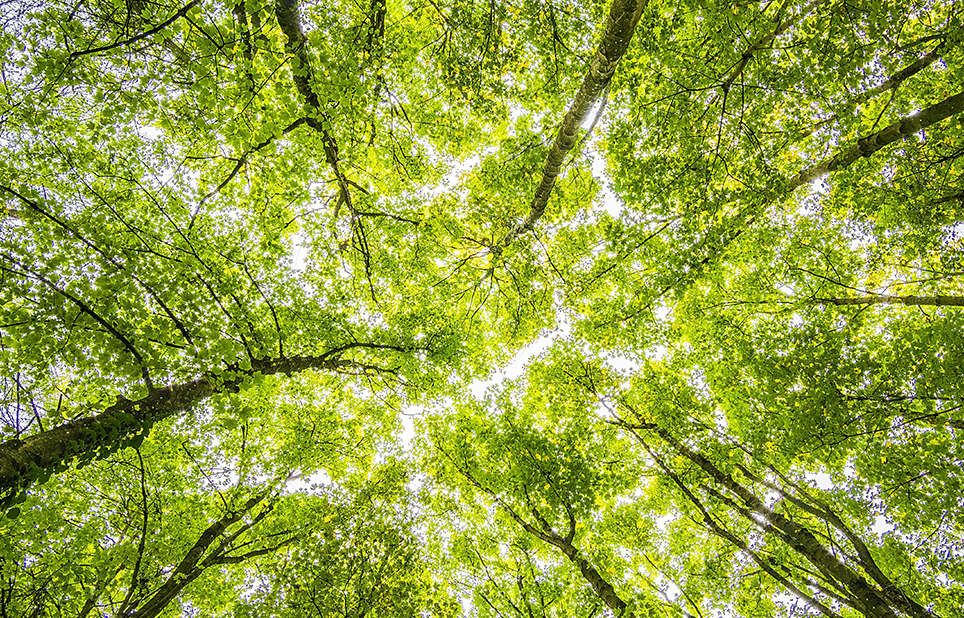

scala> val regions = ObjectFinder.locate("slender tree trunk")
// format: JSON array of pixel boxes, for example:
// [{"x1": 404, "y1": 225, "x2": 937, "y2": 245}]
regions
[
  {"x1": 619, "y1": 413, "x2": 939, "y2": 618},
  {"x1": 274, "y1": 0, "x2": 352, "y2": 206},
  {"x1": 496, "y1": 0, "x2": 647, "y2": 250},
  {"x1": 661, "y1": 88, "x2": 964, "y2": 311},
  {"x1": 802, "y1": 44, "x2": 945, "y2": 138},
  {"x1": 654, "y1": 427, "x2": 901, "y2": 618},
  {"x1": 790, "y1": 91, "x2": 964, "y2": 189},
  {"x1": 551, "y1": 538, "x2": 633, "y2": 617},
  {"x1": 125, "y1": 492, "x2": 287, "y2": 618},
  {"x1": 745, "y1": 465, "x2": 938, "y2": 618},
  {"x1": 439, "y1": 443, "x2": 634, "y2": 617},
  {"x1": 508, "y1": 505, "x2": 633, "y2": 617},
  {"x1": 639, "y1": 437, "x2": 844, "y2": 618},
  {"x1": 813, "y1": 295, "x2": 964, "y2": 307}
]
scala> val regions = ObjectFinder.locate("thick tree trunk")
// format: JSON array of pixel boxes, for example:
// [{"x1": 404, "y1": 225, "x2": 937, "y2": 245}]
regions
[
  {"x1": 0, "y1": 354, "x2": 356, "y2": 495},
  {"x1": 0, "y1": 377, "x2": 216, "y2": 495},
  {"x1": 496, "y1": 0, "x2": 647, "y2": 250}
]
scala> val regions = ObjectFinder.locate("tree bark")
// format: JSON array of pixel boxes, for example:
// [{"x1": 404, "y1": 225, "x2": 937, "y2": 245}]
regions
[
  {"x1": 438, "y1": 443, "x2": 634, "y2": 617},
  {"x1": 813, "y1": 295, "x2": 964, "y2": 307},
  {"x1": 0, "y1": 350, "x2": 384, "y2": 495},
  {"x1": 654, "y1": 427, "x2": 901, "y2": 618},
  {"x1": 496, "y1": 0, "x2": 647, "y2": 250},
  {"x1": 790, "y1": 90, "x2": 964, "y2": 189},
  {"x1": 553, "y1": 541, "x2": 633, "y2": 617},
  {"x1": 126, "y1": 492, "x2": 296, "y2": 618},
  {"x1": 274, "y1": 0, "x2": 353, "y2": 206},
  {"x1": 622, "y1": 414, "x2": 938, "y2": 618},
  {"x1": 0, "y1": 376, "x2": 216, "y2": 495}
]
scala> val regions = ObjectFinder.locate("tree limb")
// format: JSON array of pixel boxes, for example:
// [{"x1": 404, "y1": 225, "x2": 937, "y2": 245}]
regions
[
  {"x1": 790, "y1": 91, "x2": 964, "y2": 189},
  {"x1": 70, "y1": 0, "x2": 201, "y2": 59},
  {"x1": 0, "y1": 349, "x2": 412, "y2": 495},
  {"x1": 496, "y1": 0, "x2": 647, "y2": 250},
  {"x1": 812, "y1": 295, "x2": 964, "y2": 307},
  {"x1": 274, "y1": 0, "x2": 353, "y2": 208}
]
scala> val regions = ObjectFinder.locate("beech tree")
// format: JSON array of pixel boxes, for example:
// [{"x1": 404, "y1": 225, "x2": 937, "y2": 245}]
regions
[{"x1": 1, "y1": 0, "x2": 962, "y2": 615}]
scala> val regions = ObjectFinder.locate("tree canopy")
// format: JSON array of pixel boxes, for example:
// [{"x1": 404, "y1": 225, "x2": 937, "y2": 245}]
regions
[{"x1": 0, "y1": 0, "x2": 962, "y2": 615}]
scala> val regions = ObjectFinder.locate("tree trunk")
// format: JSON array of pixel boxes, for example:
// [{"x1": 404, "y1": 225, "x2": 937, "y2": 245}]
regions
[
  {"x1": 651, "y1": 424, "x2": 930, "y2": 618},
  {"x1": 0, "y1": 353, "x2": 364, "y2": 495},
  {"x1": 496, "y1": 0, "x2": 647, "y2": 250},
  {"x1": 552, "y1": 538, "x2": 633, "y2": 617},
  {"x1": 790, "y1": 91, "x2": 964, "y2": 189},
  {"x1": 814, "y1": 295, "x2": 964, "y2": 307},
  {"x1": 0, "y1": 376, "x2": 216, "y2": 495},
  {"x1": 126, "y1": 493, "x2": 270, "y2": 618},
  {"x1": 274, "y1": 0, "x2": 351, "y2": 205}
]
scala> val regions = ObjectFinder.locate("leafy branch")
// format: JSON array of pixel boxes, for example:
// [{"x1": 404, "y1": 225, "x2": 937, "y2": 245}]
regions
[
  {"x1": 0, "y1": 344, "x2": 421, "y2": 497},
  {"x1": 435, "y1": 439, "x2": 635, "y2": 617},
  {"x1": 790, "y1": 90, "x2": 964, "y2": 189},
  {"x1": 69, "y1": 0, "x2": 201, "y2": 59}
]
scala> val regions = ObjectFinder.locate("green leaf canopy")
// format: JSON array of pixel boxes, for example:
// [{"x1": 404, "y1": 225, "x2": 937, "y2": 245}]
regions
[{"x1": 0, "y1": 0, "x2": 961, "y2": 615}]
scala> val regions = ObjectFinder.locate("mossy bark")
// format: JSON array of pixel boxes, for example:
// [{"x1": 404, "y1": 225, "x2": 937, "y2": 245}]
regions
[{"x1": 0, "y1": 355, "x2": 352, "y2": 495}]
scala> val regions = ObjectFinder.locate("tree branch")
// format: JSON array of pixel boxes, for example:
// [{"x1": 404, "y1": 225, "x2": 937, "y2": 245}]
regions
[
  {"x1": 803, "y1": 44, "x2": 946, "y2": 137},
  {"x1": 2, "y1": 254, "x2": 154, "y2": 389},
  {"x1": 70, "y1": 0, "x2": 201, "y2": 59},
  {"x1": 274, "y1": 0, "x2": 353, "y2": 208},
  {"x1": 790, "y1": 90, "x2": 964, "y2": 189},
  {"x1": 197, "y1": 118, "x2": 307, "y2": 206},
  {"x1": 719, "y1": 0, "x2": 828, "y2": 94},
  {"x1": 117, "y1": 449, "x2": 152, "y2": 617},
  {"x1": 631, "y1": 429, "x2": 844, "y2": 618},
  {"x1": 0, "y1": 347, "x2": 411, "y2": 495},
  {"x1": 496, "y1": 0, "x2": 647, "y2": 250},
  {"x1": 125, "y1": 492, "x2": 269, "y2": 618},
  {"x1": 617, "y1": 406, "x2": 916, "y2": 618},
  {"x1": 812, "y1": 295, "x2": 964, "y2": 307},
  {"x1": 1, "y1": 184, "x2": 196, "y2": 346}
]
